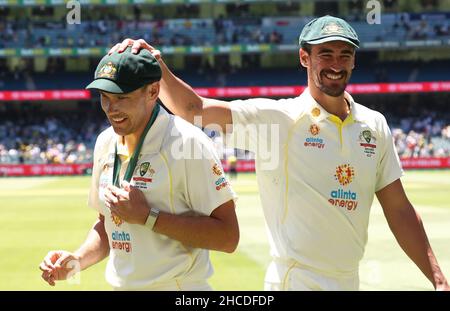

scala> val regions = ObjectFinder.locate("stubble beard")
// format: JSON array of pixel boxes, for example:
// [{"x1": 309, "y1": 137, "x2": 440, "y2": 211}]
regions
[{"x1": 317, "y1": 71, "x2": 349, "y2": 97}]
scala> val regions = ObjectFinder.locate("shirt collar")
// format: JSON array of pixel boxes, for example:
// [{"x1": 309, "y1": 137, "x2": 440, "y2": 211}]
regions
[
  {"x1": 302, "y1": 88, "x2": 364, "y2": 123},
  {"x1": 302, "y1": 89, "x2": 329, "y2": 122},
  {"x1": 346, "y1": 92, "x2": 366, "y2": 123},
  {"x1": 141, "y1": 105, "x2": 170, "y2": 154}
]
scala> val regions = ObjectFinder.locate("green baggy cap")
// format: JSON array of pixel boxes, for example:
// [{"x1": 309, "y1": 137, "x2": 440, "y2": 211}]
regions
[
  {"x1": 86, "y1": 46, "x2": 162, "y2": 94},
  {"x1": 299, "y1": 15, "x2": 360, "y2": 48}
]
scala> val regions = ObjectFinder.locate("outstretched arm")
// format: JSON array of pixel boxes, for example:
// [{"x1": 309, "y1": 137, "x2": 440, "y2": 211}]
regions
[
  {"x1": 376, "y1": 179, "x2": 449, "y2": 290},
  {"x1": 110, "y1": 39, "x2": 233, "y2": 133}
]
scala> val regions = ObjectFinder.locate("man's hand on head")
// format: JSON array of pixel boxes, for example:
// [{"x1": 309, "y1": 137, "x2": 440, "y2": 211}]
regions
[{"x1": 108, "y1": 38, "x2": 162, "y2": 61}]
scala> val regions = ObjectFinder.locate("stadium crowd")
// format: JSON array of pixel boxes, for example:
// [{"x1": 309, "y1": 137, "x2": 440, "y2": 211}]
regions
[
  {"x1": 1, "y1": 8, "x2": 448, "y2": 49},
  {"x1": 0, "y1": 105, "x2": 107, "y2": 164},
  {"x1": 1, "y1": 107, "x2": 449, "y2": 164},
  {"x1": 0, "y1": 1, "x2": 449, "y2": 165},
  {"x1": 392, "y1": 119, "x2": 450, "y2": 158}
]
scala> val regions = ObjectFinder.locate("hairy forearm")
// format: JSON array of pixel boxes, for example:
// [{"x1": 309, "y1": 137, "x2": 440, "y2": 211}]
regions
[
  {"x1": 386, "y1": 206, "x2": 447, "y2": 288},
  {"x1": 74, "y1": 216, "x2": 110, "y2": 271},
  {"x1": 153, "y1": 211, "x2": 238, "y2": 253},
  {"x1": 157, "y1": 58, "x2": 204, "y2": 123},
  {"x1": 156, "y1": 57, "x2": 232, "y2": 133}
]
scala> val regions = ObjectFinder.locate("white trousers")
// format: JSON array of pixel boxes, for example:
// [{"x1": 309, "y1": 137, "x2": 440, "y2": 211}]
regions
[
  {"x1": 264, "y1": 260, "x2": 359, "y2": 291},
  {"x1": 114, "y1": 279, "x2": 213, "y2": 291}
]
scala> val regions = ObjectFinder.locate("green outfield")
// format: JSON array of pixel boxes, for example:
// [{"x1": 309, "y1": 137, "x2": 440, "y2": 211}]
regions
[{"x1": 0, "y1": 170, "x2": 449, "y2": 291}]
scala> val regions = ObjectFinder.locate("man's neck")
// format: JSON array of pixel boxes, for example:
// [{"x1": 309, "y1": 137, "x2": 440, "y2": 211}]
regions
[
  {"x1": 310, "y1": 88, "x2": 350, "y2": 121},
  {"x1": 117, "y1": 104, "x2": 159, "y2": 156},
  {"x1": 118, "y1": 133, "x2": 139, "y2": 157}
]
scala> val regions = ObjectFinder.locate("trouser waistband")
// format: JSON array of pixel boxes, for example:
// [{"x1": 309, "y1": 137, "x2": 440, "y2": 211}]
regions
[
  {"x1": 113, "y1": 279, "x2": 212, "y2": 291},
  {"x1": 272, "y1": 257, "x2": 359, "y2": 278}
]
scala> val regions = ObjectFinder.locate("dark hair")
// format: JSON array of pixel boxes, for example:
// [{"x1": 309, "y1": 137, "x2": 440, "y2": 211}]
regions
[{"x1": 301, "y1": 43, "x2": 312, "y2": 54}]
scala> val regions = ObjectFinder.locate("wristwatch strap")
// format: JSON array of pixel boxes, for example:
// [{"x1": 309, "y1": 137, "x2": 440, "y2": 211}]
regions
[{"x1": 144, "y1": 207, "x2": 160, "y2": 230}]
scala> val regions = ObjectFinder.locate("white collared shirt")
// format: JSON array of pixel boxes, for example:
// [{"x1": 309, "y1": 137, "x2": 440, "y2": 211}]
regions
[
  {"x1": 88, "y1": 107, "x2": 236, "y2": 289},
  {"x1": 227, "y1": 88, "x2": 402, "y2": 277}
]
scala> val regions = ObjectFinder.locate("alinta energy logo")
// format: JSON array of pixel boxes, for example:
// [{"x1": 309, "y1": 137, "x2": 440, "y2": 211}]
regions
[
  {"x1": 329, "y1": 164, "x2": 358, "y2": 211},
  {"x1": 111, "y1": 230, "x2": 132, "y2": 253},
  {"x1": 215, "y1": 176, "x2": 229, "y2": 191},
  {"x1": 334, "y1": 164, "x2": 355, "y2": 186},
  {"x1": 304, "y1": 124, "x2": 325, "y2": 149}
]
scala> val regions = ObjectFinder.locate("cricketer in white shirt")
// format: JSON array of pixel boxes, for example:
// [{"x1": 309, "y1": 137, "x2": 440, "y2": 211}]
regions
[
  {"x1": 89, "y1": 106, "x2": 237, "y2": 290},
  {"x1": 227, "y1": 88, "x2": 403, "y2": 290}
]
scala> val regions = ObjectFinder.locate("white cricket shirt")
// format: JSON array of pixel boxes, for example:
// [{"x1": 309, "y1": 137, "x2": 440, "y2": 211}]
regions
[
  {"x1": 228, "y1": 88, "x2": 403, "y2": 278},
  {"x1": 88, "y1": 107, "x2": 236, "y2": 289}
]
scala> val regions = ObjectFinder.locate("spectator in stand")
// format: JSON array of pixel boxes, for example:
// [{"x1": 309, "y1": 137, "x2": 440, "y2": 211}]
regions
[{"x1": 443, "y1": 125, "x2": 450, "y2": 139}]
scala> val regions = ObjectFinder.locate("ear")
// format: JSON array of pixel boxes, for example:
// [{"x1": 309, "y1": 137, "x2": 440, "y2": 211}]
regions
[
  {"x1": 350, "y1": 50, "x2": 356, "y2": 70},
  {"x1": 147, "y1": 82, "x2": 160, "y2": 101},
  {"x1": 299, "y1": 48, "x2": 309, "y2": 68}
]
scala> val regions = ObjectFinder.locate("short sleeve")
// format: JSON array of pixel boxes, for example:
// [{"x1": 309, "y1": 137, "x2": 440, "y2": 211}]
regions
[
  {"x1": 87, "y1": 137, "x2": 102, "y2": 212},
  {"x1": 375, "y1": 116, "x2": 404, "y2": 192},
  {"x1": 227, "y1": 98, "x2": 281, "y2": 153},
  {"x1": 185, "y1": 134, "x2": 237, "y2": 216},
  {"x1": 87, "y1": 129, "x2": 113, "y2": 213}
]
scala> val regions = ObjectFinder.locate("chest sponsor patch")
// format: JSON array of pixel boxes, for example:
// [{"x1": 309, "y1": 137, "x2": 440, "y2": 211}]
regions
[
  {"x1": 215, "y1": 177, "x2": 229, "y2": 191},
  {"x1": 304, "y1": 124, "x2": 325, "y2": 149},
  {"x1": 358, "y1": 130, "x2": 377, "y2": 157},
  {"x1": 304, "y1": 137, "x2": 325, "y2": 149},
  {"x1": 329, "y1": 164, "x2": 358, "y2": 211},
  {"x1": 111, "y1": 230, "x2": 132, "y2": 253},
  {"x1": 132, "y1": 161, "x2": 155, "y2": 189},
  {"x1": 132, "y1": 176, "x2": 153, "y2": 189},
  {"x1": 328, "y1": 189, "x2": 358, "y2": 211}
]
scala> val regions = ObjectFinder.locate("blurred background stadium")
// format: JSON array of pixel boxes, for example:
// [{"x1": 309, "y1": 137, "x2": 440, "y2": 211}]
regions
[{"x1": 0, "y1": 0, "x2": 449, "y2": 290}]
